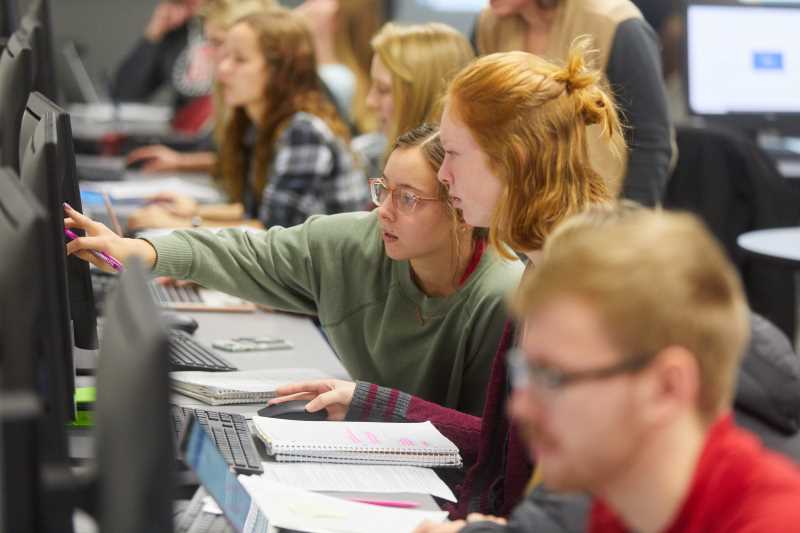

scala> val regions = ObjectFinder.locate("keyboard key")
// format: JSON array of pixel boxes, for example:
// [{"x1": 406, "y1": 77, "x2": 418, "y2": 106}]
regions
[{"x1": 172, "y1": 405, "x2": 262, "y2": 475}]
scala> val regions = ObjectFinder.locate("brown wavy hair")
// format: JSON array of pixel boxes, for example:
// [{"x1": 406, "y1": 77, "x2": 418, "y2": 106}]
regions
[
  {"x1": 200, "y1": 0, "x2": 274, "y2": 152},
  {"x1": 446, "y1": 38, "x2": 623, "y2": 258},
  {"x1": 217, "y1": 7, "x2": 350, "y2": 203}
]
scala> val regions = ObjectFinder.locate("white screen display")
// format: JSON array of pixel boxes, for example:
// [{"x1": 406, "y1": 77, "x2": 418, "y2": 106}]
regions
[
  {"x1": 687, "y1": 4, "x2": 800, "y2": 115},
  {"x1": 415, "y1": 0, "x2": 486, "y2": 11}
]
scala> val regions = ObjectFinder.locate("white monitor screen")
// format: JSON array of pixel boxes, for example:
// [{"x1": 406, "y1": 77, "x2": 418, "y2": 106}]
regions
[
  {"x1": 687, "y1": 3, "x2": 800, "y2": 115},
  {"x1": 417, "y1": 0, "x2": 486, "y2": 10}
]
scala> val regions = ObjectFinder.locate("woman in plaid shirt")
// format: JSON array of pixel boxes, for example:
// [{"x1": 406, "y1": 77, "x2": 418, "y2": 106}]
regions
[{"x1": 213, "y1": 6, "x2": 369, "y2": 227}]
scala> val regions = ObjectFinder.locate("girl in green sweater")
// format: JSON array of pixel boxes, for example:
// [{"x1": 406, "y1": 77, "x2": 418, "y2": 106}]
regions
[{"x1": 65, "y1": 124, "x2": 522, "y2": 416}]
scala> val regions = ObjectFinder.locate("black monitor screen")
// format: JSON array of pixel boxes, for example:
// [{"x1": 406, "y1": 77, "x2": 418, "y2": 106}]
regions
[
  {"x1": 0, "y1": 0, "x2": 18, "y2": 38},
  {"x1": 0, "y1": 166, "x2": 42, "y2": 387},
  {"x1": 0, "y1": 30, "x2": 31, "y2": 172},
  {"x1": 0, "y1": 167, "x2": 48, "y2": 533},
  {"x1": 20, "y1": 91, "x2": 98, "y2": 350},
  {"x1": 19, "y1": 109, "x2": 76, "y2": 428},
  {"x1": 95, "y1": 258, "x2": 174, "y2": 533},
  {"x1": 19, "y1": 0, "x2": 55, "y2": 101}
]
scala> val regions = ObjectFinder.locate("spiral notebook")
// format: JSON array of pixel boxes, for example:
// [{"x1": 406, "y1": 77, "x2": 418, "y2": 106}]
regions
[
  {"x1": 170, "y1": 368, "x2": 331, "y2": 405},
  {"x1": 252, "y1": 417, "x2": 463, "y2": 468}
]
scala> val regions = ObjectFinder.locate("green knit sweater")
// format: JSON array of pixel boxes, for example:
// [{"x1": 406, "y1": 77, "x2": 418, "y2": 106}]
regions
[{"x1": 147, "y1": 211, "x2": 523, "y2": 415}]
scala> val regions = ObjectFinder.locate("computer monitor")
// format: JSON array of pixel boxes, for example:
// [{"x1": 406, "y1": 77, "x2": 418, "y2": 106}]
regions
[
  {"x1": 94, "y1": 258, "x2": 174, "y2": 533},
  {"x1": 19, "y1": 108, "x2": 76, "y2": 428},
  {"x1": 0, "y1": 167, "x2": 45, "y2": 533},
  {"x1": 0, "y1": 0, "x2": 18, "y2": 39},
  {"x1": 19, "y1": 0, "x2": 56, "y2": 102},
  {"x1": 0, "y1": 30, "x2": 31, "y2": 172},
  {"x1": 685, "y1": 0, "x2": 800, "y2": 134},
  {"x1": 20, "y1": 91, "x2": 98, "y2": 350}
]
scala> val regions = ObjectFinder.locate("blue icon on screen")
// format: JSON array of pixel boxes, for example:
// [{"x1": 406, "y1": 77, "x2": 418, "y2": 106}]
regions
[{"x1": 753, "y1": 52, "x2": 784, "y2": 71}]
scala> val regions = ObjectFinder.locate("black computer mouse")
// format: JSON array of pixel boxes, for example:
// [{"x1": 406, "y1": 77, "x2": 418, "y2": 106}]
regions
[
  {"x1": 125, "y1": 157, "x2": 152, "y2": 171},
  {"x1": 257, "y1": 400, "x2": 327, "y2": 421},
  {"x1": 164, "y1": 313, "x2": 199, "y2": 334}
]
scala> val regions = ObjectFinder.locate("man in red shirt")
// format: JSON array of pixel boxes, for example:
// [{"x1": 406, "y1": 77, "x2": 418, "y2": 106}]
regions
[{"x1": 505, "y1": 208, "x2": 800, "y2": 533}]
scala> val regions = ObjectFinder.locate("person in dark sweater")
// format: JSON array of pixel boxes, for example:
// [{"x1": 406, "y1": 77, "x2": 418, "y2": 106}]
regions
[
  {"x1": 270, "y1": 40, "x2": 623, "y2": 521},
  {"x1": 112, "y1": 0, "x2": 214, "y2": 117},
  {"x1": 472, "y1": 0, "x2": 673, "y2": 206}
]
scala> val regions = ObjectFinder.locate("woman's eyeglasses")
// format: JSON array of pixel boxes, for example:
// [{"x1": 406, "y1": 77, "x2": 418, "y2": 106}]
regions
[{"x1": 369, "y1": 178, "x2": 440, "y2": 215}]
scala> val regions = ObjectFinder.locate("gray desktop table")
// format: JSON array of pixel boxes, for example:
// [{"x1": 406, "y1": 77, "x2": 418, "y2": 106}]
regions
[
  {"x1": 169, "y1": 309, "x2": 349, "y2": 418},
  {"x1": 71, "y1": 307, "x2": 442, "y2": 531},
  {"x1": 737, "y1": 227, "x2": 800, "y2": 268}
]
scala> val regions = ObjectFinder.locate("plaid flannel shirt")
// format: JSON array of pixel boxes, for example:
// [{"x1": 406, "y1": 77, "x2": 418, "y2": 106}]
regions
[{"x1": 258, "y1": 112, "x2": 369, "y2": 228}]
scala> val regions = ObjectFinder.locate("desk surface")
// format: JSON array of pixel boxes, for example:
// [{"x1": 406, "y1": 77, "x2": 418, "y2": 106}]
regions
[
  {"x1": 72, "y1": 308, "x2": 441, "y2": 514},
  {"x1": 737, "y1": 227, "x2": 800, "y2": 267}
]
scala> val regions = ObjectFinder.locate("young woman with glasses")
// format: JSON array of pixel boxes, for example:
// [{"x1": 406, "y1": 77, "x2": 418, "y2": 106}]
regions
[
  {"x1": 64, "y1": 123, "x2": 523, "y2": 417},
  {"x1": 272, "y1": 41, "x2": 625, "y2": 530}
]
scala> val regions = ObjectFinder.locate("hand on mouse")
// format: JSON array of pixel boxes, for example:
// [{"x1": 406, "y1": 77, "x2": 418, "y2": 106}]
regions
[
  {"x1": 127, "y1": 145, "x2": 185, "y2": 174},
  {"x1": 269, "y1": 379, "x2": 356, "y2": 421},
  {"x1": 64, "y1": 203, "x2": 157, "y2": 273}
]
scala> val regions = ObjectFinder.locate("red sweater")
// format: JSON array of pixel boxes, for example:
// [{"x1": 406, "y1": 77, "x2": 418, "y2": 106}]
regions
[
  {"x1": 590, "y1": 414, "x2": 800, "y2": 533},
  {"x1": 347, "y1": 320, "x2": 532, "y2": 518}
]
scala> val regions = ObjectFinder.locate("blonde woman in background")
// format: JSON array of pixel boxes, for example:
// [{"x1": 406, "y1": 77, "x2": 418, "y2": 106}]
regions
[
  {"x1": 353, "y1": 22, "x2": 474, "y2": 178},
  {"x1": 474, "y1": 0, "x2": 672, "y2": 206},
  {"x1": 296, "y1": 0, "x2": 383, "y2": 134}
]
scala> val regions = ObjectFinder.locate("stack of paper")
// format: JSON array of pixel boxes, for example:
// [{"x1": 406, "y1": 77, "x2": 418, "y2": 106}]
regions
[
  {"x1": 259, "y1": 463, "x2": 457, "y2": 502},
  {"x1": 238, "y1": 475, "x2": 449, "y2": 533},
  {"x1": 171, "y1": 368, "x2": 330, "y2": 405},
  {"x1": 252, "y1": 417, "x2": 462, "y2": 468}
]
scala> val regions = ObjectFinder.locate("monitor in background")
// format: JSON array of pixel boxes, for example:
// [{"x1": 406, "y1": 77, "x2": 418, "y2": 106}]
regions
[
  {"x1": 0, "y1": 30, "x2": 31, "y2": 172},
  {"x1": 0, "y1": 0, "x2": 18, "y2": 40},
  {"x1": 19, "y1": 108, "x2": 76, "y2": 428},
  {"x1": 94, "y1": 258, "x2": 174, "y2": 533},
  {"x1": 20, "y1": 91, "x2": 98, "y2": 350},
  {"x1": 0, "y1": 167, "x2": 45, "y2": 533},
  {"x1": 685, "y1": 0, "x2": 800, "y2": 135},
  {"x1": 19, "y1": 0, "x2": 56, "y2": 102}
]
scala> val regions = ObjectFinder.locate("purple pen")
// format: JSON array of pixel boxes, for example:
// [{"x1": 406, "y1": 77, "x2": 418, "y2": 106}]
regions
[{"x1": 64, "y1": 228, "x2": 125, "y2": 272}]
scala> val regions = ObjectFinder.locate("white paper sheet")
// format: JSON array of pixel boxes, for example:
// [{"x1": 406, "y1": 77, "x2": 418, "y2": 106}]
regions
[
  {"x1": 238, "y1": 476, "x2": 448, "y2": 533},
  {"x1": 259, "y1": 463, "x2": 457, "y2": 502},
  {"x1": 202, "y1": 496, "x2": 224, "y2": 515},
  {"x1": 81, "y1": 177, "x2": 223, "y2": 203}
]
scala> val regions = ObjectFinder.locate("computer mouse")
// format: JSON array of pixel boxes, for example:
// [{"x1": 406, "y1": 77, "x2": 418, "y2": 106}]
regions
[
  {"x1": 125, "y1": 157, "x2": 153, "y2": 171},
  {"x1": 164, "y1": 313, "x2": 199, "y2": 334},
  {"x1": 257, "y1": 400, "x2": 327, "y2": 421}
]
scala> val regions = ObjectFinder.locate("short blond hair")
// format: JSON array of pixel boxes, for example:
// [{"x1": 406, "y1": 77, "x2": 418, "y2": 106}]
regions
[
  {"x1": 515, "y1": 208, "x2": 750, "y2": 422},
  {"x1": 371, "y1": 22, "x2": 474, "y2": 146},
  {"x1": 446, "y1": 39, "x2": 621, "y2": 258}
]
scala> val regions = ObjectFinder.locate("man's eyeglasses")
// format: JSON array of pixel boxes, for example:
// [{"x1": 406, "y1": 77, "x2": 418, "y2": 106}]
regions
[
  {"x1": 369, "y1": 178, "x2": 440, "y2": 215},
  {"x1": 507, "y1": 348, "x2": 656, "y2": 393}
]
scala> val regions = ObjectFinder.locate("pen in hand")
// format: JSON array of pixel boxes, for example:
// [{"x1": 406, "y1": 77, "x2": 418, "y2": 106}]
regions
[{"x1": 64, "y1": 228, "x2": 125, "y2": 273}]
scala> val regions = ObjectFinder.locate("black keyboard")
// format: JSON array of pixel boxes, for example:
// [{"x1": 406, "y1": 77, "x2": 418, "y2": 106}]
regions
[
  {"x1": 172, "y1": 405, "x2": 263, "y2": 475},
  {"x1": 169, "y1": 330, "x2": 237, "y2": 372},
  {"x1": 150, "y1": 282, "x2": 204, "y2": 304}
]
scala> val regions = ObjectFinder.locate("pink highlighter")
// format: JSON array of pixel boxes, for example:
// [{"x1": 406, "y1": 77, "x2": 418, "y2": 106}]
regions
[{"x1": 64, "y1": 228, "x2": 124, "y2": 272}]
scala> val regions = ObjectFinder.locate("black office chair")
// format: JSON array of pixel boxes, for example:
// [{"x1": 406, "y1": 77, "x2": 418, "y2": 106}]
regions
[
  {"x1": 734, "y1": 313, "x2": 800, "y2": 463},
  {"x1": 664, "y1": 125, "x2": 800, "y2": 340}
]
